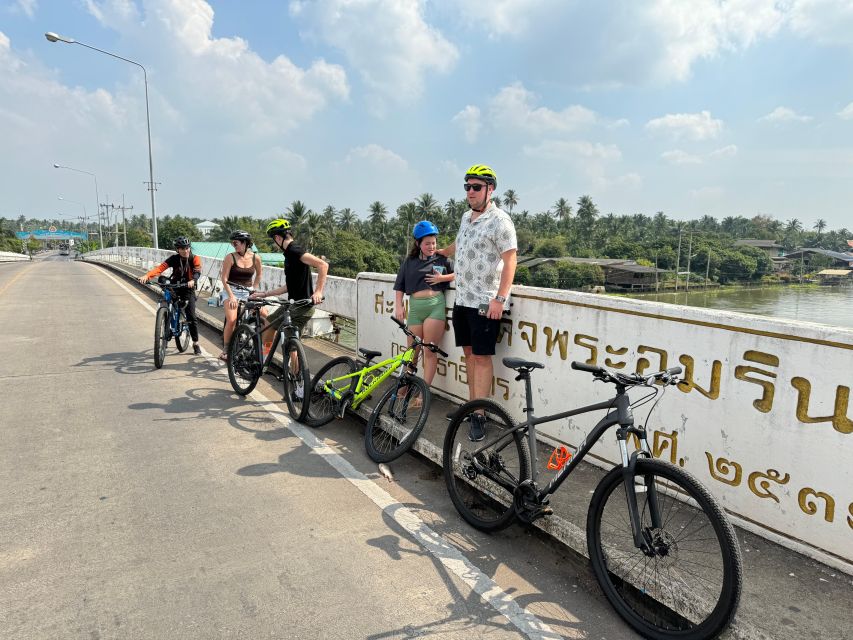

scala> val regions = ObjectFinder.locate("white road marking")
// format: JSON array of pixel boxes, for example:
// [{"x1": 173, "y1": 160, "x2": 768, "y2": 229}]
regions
[{"x1": 100, "y1": 263, "x2": 563, "y2": 639}]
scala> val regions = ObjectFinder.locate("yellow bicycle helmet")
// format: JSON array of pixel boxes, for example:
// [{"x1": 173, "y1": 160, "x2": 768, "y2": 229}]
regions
[
  {"x1": 464, "y1": 164, "x2": 497, "y2": 187},
  {"x1": 266, "y1": 218, "x2": 292, "y2": 238}
]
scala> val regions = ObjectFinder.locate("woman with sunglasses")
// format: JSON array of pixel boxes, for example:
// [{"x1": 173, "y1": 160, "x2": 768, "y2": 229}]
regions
[
  {"x1": 437, "y1": 164, "x2": 517, "y2": 441},
  {"x1": 219, "y1": 230, "x2": 263, "y2": 361}
]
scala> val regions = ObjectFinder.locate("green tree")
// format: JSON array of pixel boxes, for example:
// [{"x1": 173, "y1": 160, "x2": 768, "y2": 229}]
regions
[
  {"x1": 531, "y1": 263, "x2": 558, "y2": 288},
  {"x1": 533, "y1": 237, "x2": 567, "y2": 257},
  {"x1": 157, "y1": 215, "x2": 201, "y2": 249},
  {"x1": 502, "y1": 189, "x2": 518, "y2": 214}
]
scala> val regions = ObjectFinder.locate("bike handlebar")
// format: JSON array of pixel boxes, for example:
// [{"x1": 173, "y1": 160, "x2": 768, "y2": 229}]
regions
[
  {"x1": 571, "y1": 361, "x2": 682, "y2": 386},
  {"x1": 391, "y1": 316, "x2": 448, "y2": 357}
]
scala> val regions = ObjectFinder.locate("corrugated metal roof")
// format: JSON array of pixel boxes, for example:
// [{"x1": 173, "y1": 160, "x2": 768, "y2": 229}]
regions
[
  {"x1": 817, "y1": 269, "x2": 853, "y2": 276},
  {"x1": 191, "y1": 242, "x2": 283, "y2": 265}
]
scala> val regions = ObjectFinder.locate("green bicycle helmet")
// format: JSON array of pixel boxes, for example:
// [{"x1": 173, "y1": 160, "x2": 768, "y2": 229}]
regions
[
  {"x1": 266, "y1": 218, "x2": 292, "y2": 238},
  {"x1": 464, "y1": 164, "x2": 497, "y2": 187}
]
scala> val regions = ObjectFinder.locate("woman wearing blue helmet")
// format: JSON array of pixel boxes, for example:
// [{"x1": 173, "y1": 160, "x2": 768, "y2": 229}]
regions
[{"x1": 393, "y1": 220, "x2": 454, "y2": 389}]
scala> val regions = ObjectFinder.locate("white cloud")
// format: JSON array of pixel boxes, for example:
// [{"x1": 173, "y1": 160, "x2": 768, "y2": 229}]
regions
[
  {"x1": 709, "y1": 144, "x2": 738, "y2": 158},
  {"x1": 258, "y1": 146, "x2": 307, "y2": 172},
  {"x1": 345, "y1": 144, "x2": 408, "y2": 171},
  {"x1": 524, "y1": 140, "x2": 621, "y2": 161},
  {"x1": 451, "y1": 0, "x2": 549, "y2": 38},
  {"x1": 758, "y1": 106, "x2": 813, "y2": 123},
  {"x1": 646, "y1": 110, "x2": 723, "y2": 140},
  {"x1": 662, "y1": 149, "x2": 702, "y2": 165},
  {"x1": 289, "y1": 0, "x2": 457, "y2": 111},
  {"x1": 788, "y1": 0, "x2": 853, "y2": 48},
  {"x1": 836, "y1": 102, "x2": 853, "y2": 120},
  {"x1": 489, "y1": 83, "x2": 597, "y2": 135},
  {"x1": 11, "y1": 0, "x2": 38, "y2": 18},
  {"x1": 452, "y1": 106, "x2": 481, "y2": 144}
]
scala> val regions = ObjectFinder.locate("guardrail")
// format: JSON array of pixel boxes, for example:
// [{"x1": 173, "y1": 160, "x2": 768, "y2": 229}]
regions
[{"x1": 0, "y1": 251, "x2": 31, "y2": 262}]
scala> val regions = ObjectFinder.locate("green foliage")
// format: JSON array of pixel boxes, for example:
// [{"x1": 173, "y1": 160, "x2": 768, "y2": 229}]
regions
[
  {"x1": 514, "y1": 265, "x2": 531, "y2": 285},
  {"x1": 156, "y1": 215, "x2": 202, "y2": 249},
  {"x1": 531, "y1": 263, "x2": 558, "y2": 288},
  {"x1": 317, "y1": 231, "x2": 398, "y2": 279},
  {"x1": 533, "y1": 236, "x2": 567, "y2": 257},
  {"x1": 556, "y1": 262, "x2": 604, "y2": 288}
]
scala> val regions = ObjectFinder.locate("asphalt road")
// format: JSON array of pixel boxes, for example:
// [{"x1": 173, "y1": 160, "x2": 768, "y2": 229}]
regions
[{"x1": 0, "y1": 256, "x2": 634, "y2": 639}]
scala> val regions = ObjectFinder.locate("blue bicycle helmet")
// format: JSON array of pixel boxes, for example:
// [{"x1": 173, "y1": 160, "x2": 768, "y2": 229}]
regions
[{"x1": 413, "y1": 220, "x2": 439, "y2": 240}]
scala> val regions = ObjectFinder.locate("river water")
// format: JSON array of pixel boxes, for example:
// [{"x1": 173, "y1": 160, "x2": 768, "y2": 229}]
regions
[{"x1": 623, "y1": 285, "x2": 853, "y2": 330}]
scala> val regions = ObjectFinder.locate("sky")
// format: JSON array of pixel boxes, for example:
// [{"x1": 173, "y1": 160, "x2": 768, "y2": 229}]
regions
[{"x1": 1, "y1": 0, "x2": 852, "y2": 231}]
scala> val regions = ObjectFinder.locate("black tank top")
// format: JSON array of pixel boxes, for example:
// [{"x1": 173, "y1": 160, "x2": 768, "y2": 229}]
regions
[{"x1": 228, "y1": 252, "x2": 256, "y2": 287}]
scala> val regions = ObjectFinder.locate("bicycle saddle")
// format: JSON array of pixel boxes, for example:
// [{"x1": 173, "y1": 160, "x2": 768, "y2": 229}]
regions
[
  {"x1": 502, "y1": 357, "x2": 545, "y2": 371},
  {"x1": 359, "y1": 348, "x2": 382, "y2": 360}
]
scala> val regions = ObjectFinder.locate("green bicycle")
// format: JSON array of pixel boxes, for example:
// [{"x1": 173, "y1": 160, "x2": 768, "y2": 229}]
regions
[{"x1": 305, "y1": 316, "x2": 448, "y2": 463}]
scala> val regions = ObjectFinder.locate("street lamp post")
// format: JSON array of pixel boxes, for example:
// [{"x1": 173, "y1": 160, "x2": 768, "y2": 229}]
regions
[
  {"x1": 46, "y1": 31, "x2": 159, "y2": 249},
  {"x1": 58, "y1": 196, "x2": 88, "y2": 246},
  {"x1": 53, "y1": 163, "x2": 102, "y2": 248}
]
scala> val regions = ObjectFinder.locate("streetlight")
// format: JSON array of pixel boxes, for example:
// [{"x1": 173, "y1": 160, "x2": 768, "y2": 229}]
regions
[
  {"x1": 53, "y1": 163, "x2": 102, "y2": 247},
  {"x1": 58, "y1": 196, "x2": 88, "y2": 246},
  {"x1": 46, "y1": 31, "x2": 159, "y2": 249}
]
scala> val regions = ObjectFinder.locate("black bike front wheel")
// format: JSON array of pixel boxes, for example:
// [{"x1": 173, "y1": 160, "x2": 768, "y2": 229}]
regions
[
  {"x1": 365, "y1": 375, "x2": 431, "y2": 463},
  {"x1": 227, "y1": 322, "x2": 261, "y2": 395},
  {"x1": 587, "y1": 458, "x2": 742, "y2": 640},
  {"x1": 282, "y1": 338, "x2": 311, "y2": 422},
  {"x1": 174, "y1": 309, "x2": 190, "y2": 352},
  {"x1": 443, "y1": 399, "x2": 531, "y2": 532},
  {"x1": 304, "y1": 356, "x2": 358, "y2": 428},
  {"x1": 153, "y1": 306, "x2": 169, "y2": 369}
]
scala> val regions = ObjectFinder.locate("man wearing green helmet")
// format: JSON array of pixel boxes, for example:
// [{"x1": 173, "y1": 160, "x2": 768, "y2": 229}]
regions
[
  {"x1": 439, "y1": 164, "x2": 517, "y2": 441},
  {"x1": 250, "y1": 218, "x2": 329, "y2": 350}
]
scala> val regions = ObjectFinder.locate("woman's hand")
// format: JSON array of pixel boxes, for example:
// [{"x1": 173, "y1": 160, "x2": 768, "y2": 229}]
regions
[
  {"x1": 138, "y1": 275, "x2": 149, "y2": 284},
  {"x1": 227, "y1": 297, "x2": 239, "y2": 310},
  {"x1": 394, "y1": 307, "x2": 405, "y2": 322}
]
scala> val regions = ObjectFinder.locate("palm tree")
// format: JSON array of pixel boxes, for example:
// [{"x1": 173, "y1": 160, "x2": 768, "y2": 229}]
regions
[
  {"x1": 286, "y1": 201, "x2": 309, "y2": 238},
  {"x1": 303, "y1": 212, "x2": 323, "y2": 251},
  {"x1": 321, "y1": 205, "x2": 337, "y2": 238},
  {"x1": 338, "y1": 208, "x2": 357, "y2": 231},
  {"x1": 503, "y1": 189, "x2": 518, "y2": 215},
  {"x1": 552, "y1": 198, "x2": 572, "y2": 228},
  {"x1": 785, "y1": 218, "x2": 803, "y2": 233},
  {"x1": 813, "y1": 218, "x2": 827, "y2": 238},
  {"x1": 396, "y1": 202, "x2": 419, "y2": 254},
  {"x1": 576, "y1": 195, "x2": 599, "y2": 235},
  {"x1": 415, "y1": 193, "x2": 440, "y2": 219}
]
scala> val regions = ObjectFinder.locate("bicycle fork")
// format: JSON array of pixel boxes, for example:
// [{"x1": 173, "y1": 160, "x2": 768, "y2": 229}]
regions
[{"x1": 618, "y1": 433, "x2": 663, "y2": 556}]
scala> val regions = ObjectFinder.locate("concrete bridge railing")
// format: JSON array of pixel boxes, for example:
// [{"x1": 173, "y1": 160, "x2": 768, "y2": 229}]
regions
[{"x1": 84, "y1": 247, "x2": 853, "y2": 575}]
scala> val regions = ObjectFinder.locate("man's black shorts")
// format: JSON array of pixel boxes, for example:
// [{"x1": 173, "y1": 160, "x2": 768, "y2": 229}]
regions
[{"x1": 452, "y1": 304, "x2": 501, "y2": 356}]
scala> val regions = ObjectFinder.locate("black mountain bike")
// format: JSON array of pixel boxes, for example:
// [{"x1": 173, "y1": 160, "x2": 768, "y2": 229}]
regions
[
  {"x1": 443, "y1": 358, "x2": 742, "y2": 640},
  {"x1": 149, "y1": 276, "x2": 192, "y2": 369},
  {"x1": 226, "y1": 286, "x2": 315, "y2": 422}
]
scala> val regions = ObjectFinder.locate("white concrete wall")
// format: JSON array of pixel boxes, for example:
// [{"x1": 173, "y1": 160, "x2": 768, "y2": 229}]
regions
[
  {"x1": 0, "y1": 251, "x2": 30, "y2": 262},
  {"x1": 356, "y1": 272, "x2": 853, "y2": 574},
  {"x1": 84, "y1": 248, "x2": 853, "y2": 573},
  {"x1": 85, "y1": 247, "x2": 355, "y2": 319}
]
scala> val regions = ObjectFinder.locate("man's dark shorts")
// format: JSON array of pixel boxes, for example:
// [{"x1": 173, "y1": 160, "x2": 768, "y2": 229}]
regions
[
  {"x1": 452, "y1": 304, "x2": 501, "y2": 356},
  {"x1": 267, "y1": 302, "x2": 315, "y2": 336}
]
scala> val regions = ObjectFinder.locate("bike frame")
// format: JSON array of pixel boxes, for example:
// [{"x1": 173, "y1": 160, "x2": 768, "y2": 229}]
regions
[
  {"x1": 233, "y1": 299, "x2": 305, "y2": 375},
  {"x1": 158, "y1": 287, "x2": 188, "y2": 338},
  {"x1": 467, "y1": 372, "x2": 662, "y2": 549},
  {"x1": 320, "y1": 348, "x2": 417, "y2": 411}
]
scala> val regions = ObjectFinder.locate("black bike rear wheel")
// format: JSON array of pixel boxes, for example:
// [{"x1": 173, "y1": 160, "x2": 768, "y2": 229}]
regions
[
  {"x1": 153, "y1": 306, "x2": 169, "y2": 369},
  {"x1": 587, "y1": 458, "x2": 742, "y2": 640},
  {"x1": 365, "y1": 375, "x2": 431, "y2": 463},
  {"x1": 227, "y1": 322, "x2": 261, "y2": 395},
  {"x1": 282, "y1": 338, "x2": 311, "y2": 422},
  {"x1": 174, "y1": 309, "x2": 190, "y2": 352},
  {"x1": 304, "y1": 356, "x2": 358, "y2": 428},
  {"x1": 443, "y1": 399, "x2": 530, "y2": 532}
]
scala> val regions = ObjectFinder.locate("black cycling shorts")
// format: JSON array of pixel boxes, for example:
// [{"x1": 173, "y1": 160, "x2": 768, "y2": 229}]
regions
[{"x1": 451, "y1": 305, "x2": 501, "y2": 356}]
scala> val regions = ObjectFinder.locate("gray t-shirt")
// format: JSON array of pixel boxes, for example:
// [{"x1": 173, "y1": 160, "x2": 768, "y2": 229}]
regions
[
  {"x1": 393, "y1": 254, "x2": 454, "y2": 295},
  {"x1": 454, "y1": 203, "x2": 517, "y2": 309}
]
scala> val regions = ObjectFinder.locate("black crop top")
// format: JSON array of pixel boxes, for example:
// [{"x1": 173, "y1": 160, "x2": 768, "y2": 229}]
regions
[{"x1": 393, "y1": 255, "x2": 453, "y2": 295}]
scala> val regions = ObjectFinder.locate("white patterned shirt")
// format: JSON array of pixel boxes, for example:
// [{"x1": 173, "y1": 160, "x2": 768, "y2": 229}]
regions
[{"x1": 454, "y1": 203, "x2": 517, "y2": 309}]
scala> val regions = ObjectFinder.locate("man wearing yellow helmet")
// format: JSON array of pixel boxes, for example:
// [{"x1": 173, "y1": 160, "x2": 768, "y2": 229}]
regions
[
  {"x1": 250, "y1": 218, "x2": 329, "y2": 350},
  {"x1": 440, "y1": 164, "x2": 517, "y2": 441}
]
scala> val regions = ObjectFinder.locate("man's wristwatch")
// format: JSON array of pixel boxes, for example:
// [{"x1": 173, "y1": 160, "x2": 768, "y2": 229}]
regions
[{"x1": 494, "y1": 295, "x2": 507, "y2": 303}]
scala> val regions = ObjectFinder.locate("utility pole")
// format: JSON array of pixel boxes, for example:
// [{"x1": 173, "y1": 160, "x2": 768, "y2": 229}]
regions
[
  {"x1": 685, "y1": 232, "x2": 694, "y2": 292},
  {"x1": 674, "y1": 226, "x2": 683, "y2": 291},
  {"x1": 705, "y1": 248, "x2": 711, "y2": 289},
  {"x1": 103, "y1": 198, "x2": 133, "y2": 248}
]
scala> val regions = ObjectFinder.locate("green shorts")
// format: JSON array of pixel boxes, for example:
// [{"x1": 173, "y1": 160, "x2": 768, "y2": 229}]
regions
[
  {"x1": 407, "y1": 293, "x2": 447, "y2": 326},
  {"x1": 267, "y1": 302, "x2": 315, "y2": 337}
]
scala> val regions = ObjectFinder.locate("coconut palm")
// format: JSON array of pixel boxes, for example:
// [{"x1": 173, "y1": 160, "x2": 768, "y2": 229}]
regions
[
  {"x1": 338, "y1": 208, "x2": 357, "y2": 231},
  {"x1": 503, "y1": 189, "x2": 518, "y2": 215},
  {"x1": 813, "y1": 218, "x2": 827, "y2": 238}
]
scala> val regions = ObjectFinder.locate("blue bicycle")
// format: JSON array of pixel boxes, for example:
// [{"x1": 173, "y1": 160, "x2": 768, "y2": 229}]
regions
[{"x1": 150, "y1": 276, "x2": 192, "y2": 368}]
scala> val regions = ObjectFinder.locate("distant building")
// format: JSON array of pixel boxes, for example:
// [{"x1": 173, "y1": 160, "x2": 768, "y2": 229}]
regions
[
  {"x1": 783, "y1": 248, "x2": 853, "y2": 269},
  {"x1": 195, "y1": 220, "x2": 218, "y2": 238},
  {"x1": 734, "y1": 239, "x2": 789, "y2": 271},
  {"x1": 517, "y1": 256, "x2": 669, "y2": 291}
]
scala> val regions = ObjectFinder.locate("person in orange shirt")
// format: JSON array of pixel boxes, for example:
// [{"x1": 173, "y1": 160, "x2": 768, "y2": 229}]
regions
[{"x1": 138, "y1": 236, "x2": 203, "y2": 355}]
